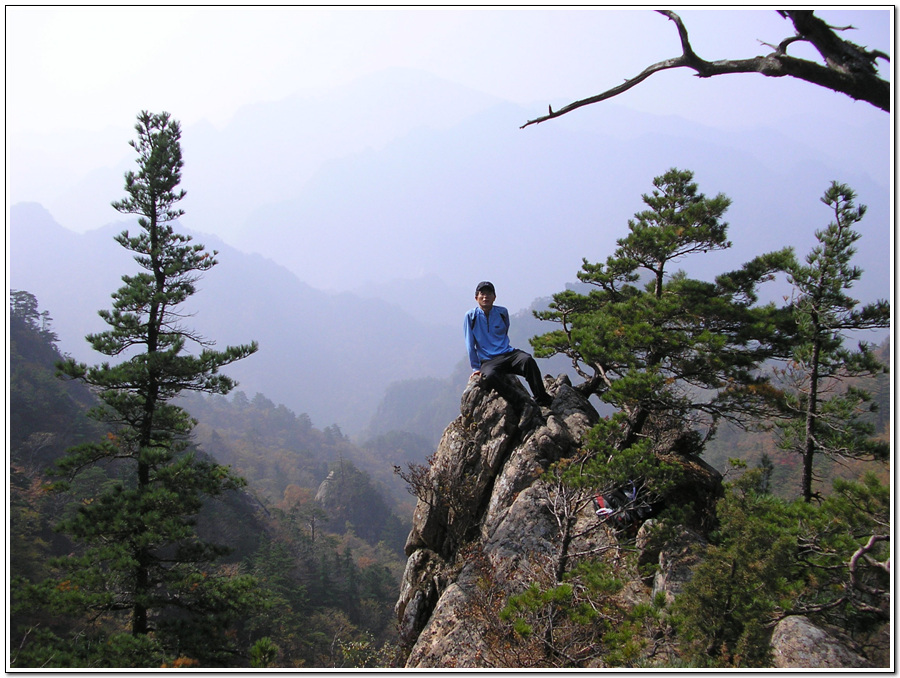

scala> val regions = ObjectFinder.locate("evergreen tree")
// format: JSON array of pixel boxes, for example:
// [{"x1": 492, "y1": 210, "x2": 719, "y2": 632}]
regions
[
  {"x1": 531, "y1": 168, "x2": 793, "y2": 451},
  {"x1": 47, "y1": 111, "x2": 261, "y2": 664},
  {"x1": 777, "y1": 182, "x2": 889, "y2": 502},
  {"x1": 11, "y1": 289, "x2": 44, "y2": 329},
  {"x1": 671, "y1": 466, "x2": 801, "y2": 667},
  {"x1": 672, "y1": 467, "x2": 889, "y2": 666},
  {"x1": 11, "y1": 289, "x2": 59, "y2": 344}
]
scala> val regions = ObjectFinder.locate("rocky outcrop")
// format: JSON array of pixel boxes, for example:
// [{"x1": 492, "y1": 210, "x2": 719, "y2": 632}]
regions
[
  {"x1": 314, "y1": 470, "x2": 335, "y2": 503},
  {"x1": 394, "y1": 374, "x2": 722, "y2": 668}
]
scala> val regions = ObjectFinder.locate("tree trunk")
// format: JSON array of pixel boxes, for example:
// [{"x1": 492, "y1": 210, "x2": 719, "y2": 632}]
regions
[{"x1": 802, "y1": 337, "x2": 821, "y2": 503}]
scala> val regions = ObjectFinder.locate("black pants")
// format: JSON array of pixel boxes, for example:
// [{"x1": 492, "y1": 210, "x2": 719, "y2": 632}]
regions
[{"x1": 479, "y1": 349, "x2": 547, "y2": 401}]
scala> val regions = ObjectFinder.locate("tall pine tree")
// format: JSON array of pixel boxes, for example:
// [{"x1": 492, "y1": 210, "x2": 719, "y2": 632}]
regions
[
  {"x1": 777, "y1": 181, "x2": 889, "y2": 502},
  {"x1": 531, "y1": 168, "x2": 794, "y2": 452},
  {"x1": 51, "y1": 111, "x2": 261, "y2": 663}
]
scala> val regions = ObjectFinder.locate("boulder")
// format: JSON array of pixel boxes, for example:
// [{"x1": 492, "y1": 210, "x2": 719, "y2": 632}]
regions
[{"x1": 770, "y1": 615, "x2": 874, "y2": 668}]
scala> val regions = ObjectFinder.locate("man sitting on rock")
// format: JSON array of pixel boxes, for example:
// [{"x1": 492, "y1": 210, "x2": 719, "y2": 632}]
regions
[{"x1": 464, "y1": 281, "x2": 552, "y2": 408}]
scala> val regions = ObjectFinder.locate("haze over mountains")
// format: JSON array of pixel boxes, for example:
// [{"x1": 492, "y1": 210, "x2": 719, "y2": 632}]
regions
[
  {"x1": 9, "y1": 202, "x2": 462, "y2": 434},
  {"x1": 8, "y1": 69, "x2": 891, "y2": 433}
]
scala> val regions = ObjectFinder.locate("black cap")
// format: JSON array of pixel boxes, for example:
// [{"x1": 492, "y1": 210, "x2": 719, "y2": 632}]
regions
[{"x1": 476, "y1": 281, "x2": 495, "y2": 294}]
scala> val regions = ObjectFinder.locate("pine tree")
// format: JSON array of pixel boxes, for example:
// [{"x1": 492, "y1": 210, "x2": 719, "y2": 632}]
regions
[
  {"x1": 531, "y1": 168, "x2": 794, "y2": 451},
  {"x1": 777, "y1": 182, "x2": 890, "y2": 502},
  {"x1": 671, "y1": 466, "x2": 801, "y2": 667},
  {"x1": 50, "y1": 111, "x2": 261, "y2": 663},
  {"x1": 11, "y1": 289, "x2": 59, "y2": 344},
  {"x1": 672, "y1": 467, "x2": 890, "y2": 667}
]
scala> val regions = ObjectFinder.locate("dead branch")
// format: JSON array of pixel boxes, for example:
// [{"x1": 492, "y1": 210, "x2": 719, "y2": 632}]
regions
[{"x1": 522, "y1": 9, "x2": 889, "y2": 128}]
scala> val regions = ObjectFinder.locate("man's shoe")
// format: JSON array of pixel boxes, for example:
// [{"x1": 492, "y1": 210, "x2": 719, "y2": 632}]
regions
[{"x1": 535, "y1": 393, "x2": 552, "y2": 408}]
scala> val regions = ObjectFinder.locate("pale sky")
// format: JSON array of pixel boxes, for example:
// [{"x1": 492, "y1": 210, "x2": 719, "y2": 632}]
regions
[
  {"x1": 6, "y1": 5, "x2": 893, "y2": 315},
  {"x1": 6, "y1": 6, "x2": 893, "y2": 413},
  {"x1": 7, "y1": 7, "x2": 891, "y2": 134}
]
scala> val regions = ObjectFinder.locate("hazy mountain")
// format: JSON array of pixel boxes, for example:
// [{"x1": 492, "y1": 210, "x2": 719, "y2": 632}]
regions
[
  {"x1": 9, "y1": 202, "x2": 460, "y2": 433},
  {"x1": 8, "y1": 68, "x2": 890, "y2": 435},
  {"x1": 12, "y1": 68, "x2": 889, "y2": 319},
  {"x1": 11, "y1": 69, "x2": 505, "y2": 240},
  {"x1": 229, "y1": 92, "x2": 890, "y2": 318},
  {"x1": 183, "y1": 68, "x2": 505, "y2": 239}
]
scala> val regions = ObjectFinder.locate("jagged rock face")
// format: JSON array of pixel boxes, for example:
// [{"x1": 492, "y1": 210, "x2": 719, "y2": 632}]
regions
[
  {"x1": 395, "y1": 374, "x2": 721, "y2": 668},
  {"x1": 395, "y1": 375, "x2": 887, "y2": 668},
  {"x1": 397, "y1": 375, "x2": 598, "y2": 667},
  {"x1": 402, "y1": 374, "x2": 597, "y2": 561}
]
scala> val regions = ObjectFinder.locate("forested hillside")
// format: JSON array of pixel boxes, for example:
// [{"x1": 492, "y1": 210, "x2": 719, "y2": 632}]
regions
[
  {"x1": 8, "y1": 272, "x2": 890, "y2": 668},
  {"x1": 8, "y1": 167, "x2": 891, "y2": 670},
  {"x1": 182, "y1": 390, "x2": 411, "y2": 550},
  {"x1": 9, "y1": 292, "x2": 410, "y2": 668},
  {"x1": 702, "y1": 336, "x2": 891, "y2": 496}
]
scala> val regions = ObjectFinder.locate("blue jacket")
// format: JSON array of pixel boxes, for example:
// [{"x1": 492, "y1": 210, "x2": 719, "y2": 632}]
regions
[{"x1": 465, "y1": 305, "x2": 514, "y2": 370}]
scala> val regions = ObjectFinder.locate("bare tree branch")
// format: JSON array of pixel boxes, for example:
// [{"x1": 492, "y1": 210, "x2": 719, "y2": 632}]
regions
[{"x1": 522, "y1": 9, "x2": 889, "y2": 128}]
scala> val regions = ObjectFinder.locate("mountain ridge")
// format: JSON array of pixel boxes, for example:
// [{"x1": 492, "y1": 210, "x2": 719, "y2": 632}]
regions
[
  {"x1": 8, "y1": 202, "x2": 460, "y2": 433},
  {"x1": 230, "y1": 96, "x2": 890, "y2": 316},
  {"x1": 8, "y1": 68, "x2": 890, "y2": 433}
]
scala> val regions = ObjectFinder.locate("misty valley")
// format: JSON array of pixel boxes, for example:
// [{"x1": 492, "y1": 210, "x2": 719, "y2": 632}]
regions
[
  {"x1": 9, "y1": 176, "x2": 890, "y2": 666},
  {"x1": 8, "y1": 46, "x2": 891, "y2": 666}
]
